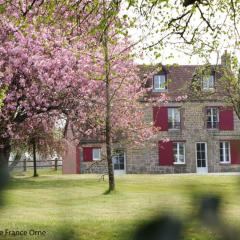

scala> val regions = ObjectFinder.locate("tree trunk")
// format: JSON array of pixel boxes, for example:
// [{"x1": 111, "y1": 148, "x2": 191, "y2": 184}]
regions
[
  {"x1": 103, "y1": 3, "x2": 115, "y2": 192},
  {"x1": 106, "y1": 89, "x2": 115, "y2": 192},
  {"x1": 0, "y1": 139, "x2": 11, "y2": 189},
  {"x1": 32, "y1": 139, "x2": 38, "y2": 177},
  {"x1": 0, "y1": 139, "x2": 11, "y2": 170}
]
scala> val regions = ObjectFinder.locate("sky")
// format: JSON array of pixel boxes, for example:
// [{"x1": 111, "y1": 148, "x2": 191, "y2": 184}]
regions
[
  {"x1": 130, "y1": 27, "x2": 240, "y2": 66},
  {"x1": 133, "y1": 46, "x2": 221, "y2": 65},
  {"x1": 123, "y1": 2, "x2": 240, "y2": 66}
]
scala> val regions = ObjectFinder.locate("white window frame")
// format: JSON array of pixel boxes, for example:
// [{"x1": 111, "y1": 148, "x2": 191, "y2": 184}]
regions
[
  {"x1": 173, "y1": 142, "x2": 185, "y2": 164},
  {"x1": 168, "y1": 108, "x2": 181, "y2": 130},
  {"x1": 206, "y1": 107, "x2": 219, "y2": 129},
  {"x1": 112, "y1": 149, "x2": 126, "y2": 173},
  {"x1": 219, "y1": 141, "x2": 231, "y2": 164},
  {"x1": 195, "y1": 142, "x2": 208, "y2": 173},
  {"x1": 92, "y1": 148, "x2": 101, "y2": 161},
  {"x1": 153, "y1": 74, "x2": 167, "y2": 91},
  {"x1": 202, "y1": 75, "x2": 215, "y2": 91}
]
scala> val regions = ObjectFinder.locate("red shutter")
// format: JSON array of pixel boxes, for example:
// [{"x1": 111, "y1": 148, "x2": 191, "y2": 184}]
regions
[
  {"x1": 153, "y1": 107, "x2": 168, "y2": 131},
  {"x1": 83, "y1": 147, "x2": 93, "y2": 162},
  {"x1": 158, "y1": 140, "x2": 173, "y2": 166},
  {"x1": 219, "y1": 107, "x2": 234, "y2": 131},
  {"x1": 76, "y1": 146, "x2": 81, "y2": 173},
  {"x1": 230, "y1": 140, "x2": 240, "y2": 164}
]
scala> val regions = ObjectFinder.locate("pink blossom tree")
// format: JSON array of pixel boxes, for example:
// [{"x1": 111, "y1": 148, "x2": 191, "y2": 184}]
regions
[
  {"x1": 65, "y1": 0, "x2": 158, "y2": 192},
  {"x1": 0, "y1": 1, "x2": 162, "y2": 192},
  {"x1": 0, "y1": 2, "x2": 101, "y2": 173},
  {"x1": 69, "y1": 37, "x2": 156, "y2": 191}
]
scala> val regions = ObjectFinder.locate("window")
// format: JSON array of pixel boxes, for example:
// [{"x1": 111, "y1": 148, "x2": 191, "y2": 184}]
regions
[
  {"x1": 168, "y1": 108, "x2": 181, "y2": 130},
  {"x1": 92, "y1": 148, "x2": 101, "y2": 161},
  {"x1": 206, "y1": 107, "x2": 219, "y2": 129},
  {"x1": 173, "y1": 142, "x2": 185, "y2": 164},
  {"x1": 153, "y1": 74, "x2": 167, "y2": 91},
  {"x1": 220, "y1": 141, "x2": 230, "y2": 163},
  {"x1": 202, "y1": 74, "x2": 215, "y2": 90}
]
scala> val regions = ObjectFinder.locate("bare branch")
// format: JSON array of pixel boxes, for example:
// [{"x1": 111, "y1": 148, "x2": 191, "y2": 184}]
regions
[{"x1": 196, "y1": 4, "x2": 214, "y2": 31}]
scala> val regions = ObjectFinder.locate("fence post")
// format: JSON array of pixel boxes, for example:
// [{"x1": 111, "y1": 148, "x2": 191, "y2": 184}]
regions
[
  {"x1": 54, "y1": 158, "x2": 58, "y2": 171},
  {"x1": 23, "y1": 158, "x2": 27, "y2": 172}
]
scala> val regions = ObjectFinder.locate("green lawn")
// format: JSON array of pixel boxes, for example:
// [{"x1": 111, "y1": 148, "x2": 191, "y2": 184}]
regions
[{"x1": 0, "y1": 170, "x2": 240, "y2": 240}]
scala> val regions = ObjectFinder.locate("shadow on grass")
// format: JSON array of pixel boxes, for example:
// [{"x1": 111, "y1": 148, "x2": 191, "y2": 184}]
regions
[
  {"x1": 133, "y1": 194, "x2": 240, "y2": 240},
  {"x1": 103, "y1": 189, "x2": 118, "y2": 195}
]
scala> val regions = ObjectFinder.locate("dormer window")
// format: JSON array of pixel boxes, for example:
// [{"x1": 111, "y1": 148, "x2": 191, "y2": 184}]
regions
[
  {"x1": 153, "y1": 74, "x2": 167, "y2": 92},
  {"x1": 202, "y1": 74, "x2": 215, "y2": 91}
]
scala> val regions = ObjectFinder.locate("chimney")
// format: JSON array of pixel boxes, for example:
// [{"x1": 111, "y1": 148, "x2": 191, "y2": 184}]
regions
[{"x1": 221, "y1": 50, "x2": 231, "y2": 67}]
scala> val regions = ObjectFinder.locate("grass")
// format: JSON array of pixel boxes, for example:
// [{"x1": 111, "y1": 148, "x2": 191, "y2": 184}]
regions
[{"x1": 0, "y1": 169, "x2": 240, "y2": 240}]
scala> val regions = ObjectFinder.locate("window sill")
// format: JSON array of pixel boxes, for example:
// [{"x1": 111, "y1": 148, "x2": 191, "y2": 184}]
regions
[
  {"x1": 93, "y1": 159, "x2": 101, "y2": 161},
  {"x1": 152, "y1": 89, "x2": 168, "y2": 93},
  {"x1": 219, "y1": 162, "x2": 231, "y2": 165},
  {"x1": 202, "y1": 89, "x2": 215, "y2": 92},
  {"x1": 173, "y1": 162, "x2": 186, "y2": 165},
  {"x1": 168, "y1": 128, "x2": 181, "y2": 131}
]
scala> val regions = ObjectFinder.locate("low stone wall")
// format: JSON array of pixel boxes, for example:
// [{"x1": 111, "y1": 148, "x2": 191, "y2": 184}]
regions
[{"x1": 81, "y1": 161, "x2": 108, "y2": 174}]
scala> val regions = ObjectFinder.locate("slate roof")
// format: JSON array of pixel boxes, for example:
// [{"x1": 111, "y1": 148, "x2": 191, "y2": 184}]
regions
[{"x1": 138, "y1": 64, "x2": 223, "y2": 98}]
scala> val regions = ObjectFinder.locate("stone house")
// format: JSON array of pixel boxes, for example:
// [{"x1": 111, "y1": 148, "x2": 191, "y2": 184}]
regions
[{"x1": 62, "y1": 59, "x2": 240, "y2": 174}]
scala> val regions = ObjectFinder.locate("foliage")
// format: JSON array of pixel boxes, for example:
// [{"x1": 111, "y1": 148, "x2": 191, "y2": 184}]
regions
[
  {"x1": 69, "y1": 38, "x2": 155, "y2": 145},
  {"x1": 131, "y1": 0, "x2": 240, "y2": 62},
  {"x1": 0, "y1": 1, "x2": 105, "y2": 165},
  {"x1": 185, "y1": 53, "x2": 240, "y2": 120},
  {"x1": 11, "y1": 121, "x2": 65, "y2": 159},
  {"x1": 0, "y1": 87, "x2": 6, "y2": 109},
  {"x1": 217, "y1": 54, "x2": 240, "y2": 120}
]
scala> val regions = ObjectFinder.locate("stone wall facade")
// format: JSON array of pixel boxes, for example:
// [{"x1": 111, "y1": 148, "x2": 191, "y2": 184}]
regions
[
  {"x1": 126, "y1": 101, "x2": 240, "y2": 174},
  {"x1": 78, "y1": 100, "x2": 240, "y2": 174}
]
